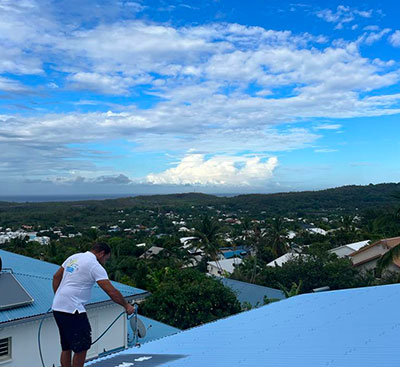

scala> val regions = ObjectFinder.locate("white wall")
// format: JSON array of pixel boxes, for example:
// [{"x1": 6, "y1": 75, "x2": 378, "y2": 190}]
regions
[{"x1": 0, "y1": 303, "x2": 127, "y2": 367}]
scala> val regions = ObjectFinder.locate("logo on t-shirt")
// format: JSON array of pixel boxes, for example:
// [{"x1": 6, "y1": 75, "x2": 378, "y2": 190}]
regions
[{"x1": 66, "y1": 259, "x2": 79, "y2": 273}]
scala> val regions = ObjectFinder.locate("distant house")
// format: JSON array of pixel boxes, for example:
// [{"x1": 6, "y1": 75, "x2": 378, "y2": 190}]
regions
[
  {"x1": 219, "y1": 247, "x2": 247, "y2": 259},
  {"x1": 329, "y1": 240, "x2": 370, "y2": 258},
  {"x1": 139, "y1": 246, "x2": 165, "y2": 259},
  {"x1": 207, "y1": 258, "x2": 242, "y2": 276},
  {"x1": 307, "y1": 227, "x2": 327, "y2": 236},
  {"x1": 0, "y1": 249, "x2": 149, "y2": 367},
  {"x1": 349, "y1": 236, "x2": 400, "y2": 273},
  {"x1": 267, "y1": 252, "x2": 300, "y2": 267},
  {"x1": 217, "y1": 277, "x2": 286, "y2": 307}
]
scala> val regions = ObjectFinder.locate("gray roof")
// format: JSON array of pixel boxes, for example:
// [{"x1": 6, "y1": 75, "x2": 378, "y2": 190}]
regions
[{"x1": 218, "y1": 277, "x2": 286, "y2": 306}]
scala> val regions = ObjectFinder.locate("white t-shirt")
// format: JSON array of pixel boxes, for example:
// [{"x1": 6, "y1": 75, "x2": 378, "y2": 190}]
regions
[{"x1": 52, "y1": 251, "x2": 108, "y2": 314}]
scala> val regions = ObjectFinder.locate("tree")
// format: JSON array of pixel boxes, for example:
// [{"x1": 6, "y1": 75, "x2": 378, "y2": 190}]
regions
[
  {"x1": 140, "y1": 268, "x2": 241, "y2": 329},
  {"x1": 265, "y1": 217, "x2": 288, "y2": 258},
  {"x1": 191, "y1": 216, "x2": 223, "y2": 271}
]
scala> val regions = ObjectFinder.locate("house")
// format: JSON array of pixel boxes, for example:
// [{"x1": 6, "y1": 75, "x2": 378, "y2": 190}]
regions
[
  {"x1": 349, "y1": 236, "x2": 400, "y2": 272},
  {"x1": 207, "y1": 258, "x2": 242, "y2": 276},
  {"x1": 139, "y1": 246, "x2": 165, "y2": 259},
  {"x1": 219, "y1": 246, "x2": 247, "y2": 259},
  {"x1": 267, "y1": 252, "x2": 300, "y2": 267},
  {"x1": 0, "y1": 249, "x2": 149, "y2": 367},
  {"x1": 217, "y1": 277, "x2": 285, "y2": 307},
  {"x1": 87, "y1": 283, "x2": 400, "y2": 367},
  {"x1": 329, "y1": 240, "x2": 370, "y2": 258}
]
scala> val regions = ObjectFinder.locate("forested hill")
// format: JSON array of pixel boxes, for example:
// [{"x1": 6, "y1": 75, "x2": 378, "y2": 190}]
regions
[
  {"x1": 224, "y1": 183, "x2": 400, "y2": 215},
  {"x1": 122, "y1": 182, "x2": 400, "y2": 215},
  {"x1": 0, "y1": 183, "x2": 399, "y2": 227}
]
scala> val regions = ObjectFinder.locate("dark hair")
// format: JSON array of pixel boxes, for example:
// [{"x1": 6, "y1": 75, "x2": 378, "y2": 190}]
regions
[{"x1": 91, "y1": 242, "x2": 111, "y2": 255}]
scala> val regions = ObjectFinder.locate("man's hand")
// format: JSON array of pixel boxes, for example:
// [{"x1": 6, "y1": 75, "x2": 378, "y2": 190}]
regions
[{"x1": 125, "y1": 303, "x2": 135, "y2": 315}]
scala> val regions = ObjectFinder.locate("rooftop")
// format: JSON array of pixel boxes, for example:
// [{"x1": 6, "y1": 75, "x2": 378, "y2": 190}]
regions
[
  {"x1": 218, "y1": 277, "x2": 285, "y2": 307},
  {"x1": 87, "y1": 283, "x2": 400, "y2": 367}
]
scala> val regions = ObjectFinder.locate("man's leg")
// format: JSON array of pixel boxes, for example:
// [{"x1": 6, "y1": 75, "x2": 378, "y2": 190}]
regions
[
  {"x1": 72, "y1": 350, "x2": 88, "y2": 367},
  {"x1": 60, "y1": 350, "x2": 72, "y2": 367}
]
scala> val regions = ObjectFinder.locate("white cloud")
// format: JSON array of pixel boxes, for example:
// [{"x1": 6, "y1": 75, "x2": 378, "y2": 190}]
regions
[
  {"x1": 314, "y1": 124, "x2": 342, "y2": 130},
  {"x1": 146, "y1": 154, "x2": 278, "y2": 186},
  {"x1": 1, "y1": 6, "x2": 400, "y2": 184},
  {"x1": 0, "y1": 77, "x2": 29, "y2": 92},
  {"x1": 358, "y1": 28, "x2": 391, "y2": 45},
  {"x1": 316, "y1": 5, "x2": 373, "y2": 30},
  {"x1": 389, "y1": 30, "x2": 400, "y2": 47}
]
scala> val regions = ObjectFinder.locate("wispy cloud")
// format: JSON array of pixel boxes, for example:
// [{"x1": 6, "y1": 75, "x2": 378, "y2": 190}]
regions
[
  {"x1": 314, "y1": 124, "x2": 342, "y2": 130},
  {"x1": 316, "y1": 5, "x2": 373, "y2": 30},
  {"x1": 389, "y1": 30, "x2": 400, "y2": 47}
]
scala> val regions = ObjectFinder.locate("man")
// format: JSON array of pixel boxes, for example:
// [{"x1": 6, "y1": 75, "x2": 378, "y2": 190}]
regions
[{"x1": 52, "y1": 242, "x2": 134, "y2": 367}]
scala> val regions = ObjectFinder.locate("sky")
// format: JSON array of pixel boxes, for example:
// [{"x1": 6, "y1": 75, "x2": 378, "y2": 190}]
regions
[{"x1": 1, "y1": 0, "x2": 400, "y2": 195}]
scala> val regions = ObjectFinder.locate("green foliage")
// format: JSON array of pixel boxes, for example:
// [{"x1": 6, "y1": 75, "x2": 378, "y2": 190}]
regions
[{"x1": 140, "y1": 268, "x2": 241, "y2": 329}]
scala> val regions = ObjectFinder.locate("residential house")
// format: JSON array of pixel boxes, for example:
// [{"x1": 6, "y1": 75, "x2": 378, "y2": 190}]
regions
[
  {"x1": 267, "y1": 252, "x2": 300, "y2": 267},
  {"x1": 0, "y1": 249, "x2": 149, "y2": 367},
  {"x1": 329, "y1": 240, "x2": 370, "y2": 258},
  {"x1": 349, "y1": 236, "x2": 400, "y2": 272},
  {"x1": 207, "y1": 258, "x2": 242, "y2": 276},
  {"x1": 139, "y1": 246, "x2": 165, "y2": 259}
]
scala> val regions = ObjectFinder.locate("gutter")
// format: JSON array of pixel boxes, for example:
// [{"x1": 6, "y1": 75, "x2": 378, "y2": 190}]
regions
[{"x1": 0, "y1": 291, "x2": 150, "y2": 328}]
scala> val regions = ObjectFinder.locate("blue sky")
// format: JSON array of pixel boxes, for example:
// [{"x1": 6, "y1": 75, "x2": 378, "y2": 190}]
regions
[{"x1": 1, "y1": 0, "x2": 400, "y2": 195}]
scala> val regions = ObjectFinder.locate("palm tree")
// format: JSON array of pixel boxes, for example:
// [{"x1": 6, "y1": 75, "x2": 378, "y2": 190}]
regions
[
  {"x1": 266, "y1": 217, "x2": 288, "y2": 258},
  {"x1": 377, "y1": 243, "x2": 400, "y2": 275},
  {"x1": 192, "y1": 216, "x2": 223, "y2": 272},
  {"x1": 278, "y1": 280, "x2": 303, "y2": 298}
]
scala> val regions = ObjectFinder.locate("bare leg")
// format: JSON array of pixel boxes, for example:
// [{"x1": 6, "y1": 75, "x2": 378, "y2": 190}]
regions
[
  {"x1": 72, "y1": 350, "x2": 88, "y2": 367},
  {"x1": 60, "y1": 350, "x2": 72, "y2": 367}
]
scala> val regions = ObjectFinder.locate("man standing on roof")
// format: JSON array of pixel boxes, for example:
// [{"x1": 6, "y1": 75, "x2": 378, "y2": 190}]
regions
[{"x1": 52, "y1": 242, "x2": 134, "y2": 367}]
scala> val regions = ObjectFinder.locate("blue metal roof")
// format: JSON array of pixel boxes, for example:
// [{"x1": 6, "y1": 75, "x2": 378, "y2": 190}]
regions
[
  {"x1": 0, "y1": 250, "x2": 147, "y2": 324},
  {"x1": 87, "y1": 283, "x2": 400, "y2": 367},
  {"x1": 218, "y1": 277, "x2": 286, "y2": 307}
]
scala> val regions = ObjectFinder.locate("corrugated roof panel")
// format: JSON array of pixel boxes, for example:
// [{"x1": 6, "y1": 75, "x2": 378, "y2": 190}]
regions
[{"x1": 87, "y1": 283, "x2": 400, "y2": 367}]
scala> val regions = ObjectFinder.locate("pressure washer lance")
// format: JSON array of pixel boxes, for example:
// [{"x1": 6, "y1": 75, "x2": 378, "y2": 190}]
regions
[{"x1": 38, "y1": 303, "x2": 139, "y2": 367}]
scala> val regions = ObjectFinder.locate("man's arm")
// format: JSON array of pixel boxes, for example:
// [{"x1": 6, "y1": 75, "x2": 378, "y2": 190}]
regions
[
  {"x1": 52, "y1": 267, "x2": 64, "y2": 293},
  {"x1": 97, "y1": 279, "x2": 135, "y2": 314}
]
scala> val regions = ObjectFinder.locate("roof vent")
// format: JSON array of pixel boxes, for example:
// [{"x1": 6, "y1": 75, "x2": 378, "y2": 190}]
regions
[{"x1": 312, "y1": 286, "x2": 330, "y2": 293}]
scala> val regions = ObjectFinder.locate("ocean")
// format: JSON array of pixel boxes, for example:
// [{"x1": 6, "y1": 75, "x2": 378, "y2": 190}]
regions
[{"x1": 0, "y1": 194, "x2": 134, "y2": 203}]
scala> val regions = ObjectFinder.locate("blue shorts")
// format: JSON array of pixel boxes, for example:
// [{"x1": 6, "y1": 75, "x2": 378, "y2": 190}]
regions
[{"x1": 53, "y1": 310, "x2": 92, "y2": 353}]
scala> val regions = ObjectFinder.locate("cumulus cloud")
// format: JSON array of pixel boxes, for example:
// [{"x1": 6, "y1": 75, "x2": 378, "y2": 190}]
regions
[{"x1": 146, "y1": 155, "x2": 278, "y2": 186}]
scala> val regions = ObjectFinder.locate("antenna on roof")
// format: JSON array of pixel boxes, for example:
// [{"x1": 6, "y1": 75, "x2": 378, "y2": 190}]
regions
[{"x1": 129, "y1": 303, "x2": 147, "y2": 346}]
